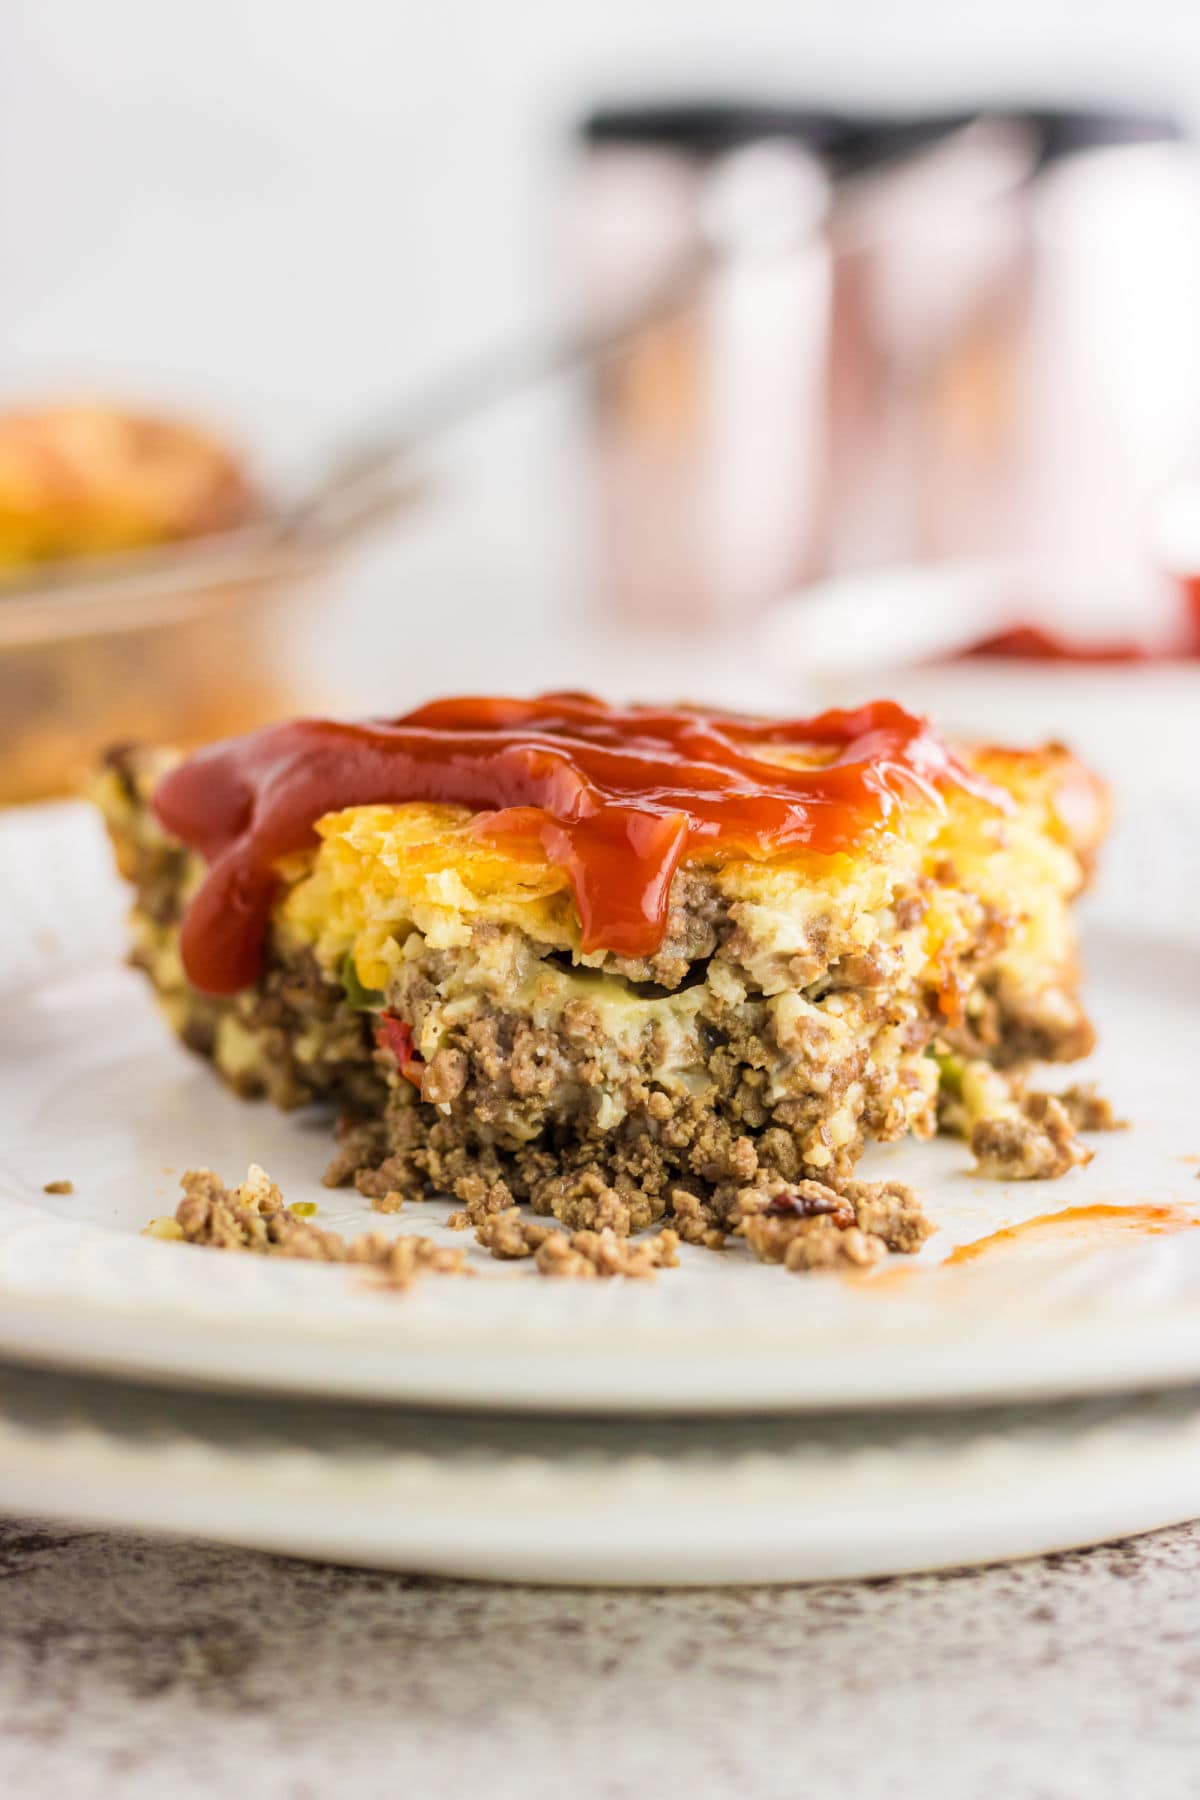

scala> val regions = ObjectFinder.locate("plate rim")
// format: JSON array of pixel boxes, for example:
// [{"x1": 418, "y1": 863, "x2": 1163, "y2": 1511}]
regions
[{"x1": 6, "y1": 1363, "x2": 1200, "y2": 1582}]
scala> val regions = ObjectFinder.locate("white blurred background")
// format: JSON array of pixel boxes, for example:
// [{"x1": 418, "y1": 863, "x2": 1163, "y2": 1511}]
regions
[
  {"x1": 6, "y1": 0, "x2": 1200, "y2": 728},
  {"x1": 4, "y1": 0, "x2": 1198, "y2": 466}
]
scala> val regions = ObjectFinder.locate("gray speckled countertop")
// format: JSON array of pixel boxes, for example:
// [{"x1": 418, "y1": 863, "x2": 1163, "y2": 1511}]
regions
[{"x1": 3, "y1": 1516, "x2": 1199, "y2": 1799}]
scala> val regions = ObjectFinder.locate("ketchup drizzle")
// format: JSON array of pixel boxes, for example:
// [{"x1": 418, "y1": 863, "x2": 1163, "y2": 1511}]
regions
[{"x1": 151, "y1": 692, "x2": 1003, "y2": 996}]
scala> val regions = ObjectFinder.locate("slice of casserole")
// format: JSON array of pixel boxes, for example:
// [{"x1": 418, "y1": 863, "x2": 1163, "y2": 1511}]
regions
[{"x1": 95, "y1": 694, "x2": 1109, "y2": 1267}]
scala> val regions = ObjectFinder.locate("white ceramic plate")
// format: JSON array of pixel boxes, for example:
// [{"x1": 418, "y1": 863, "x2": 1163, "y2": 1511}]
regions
[
  {"x1": 5, "y1": 1359, "x2": 1200, "y2": 1582},
  {"x1": 2, "y1": 801, "x2": 1200, "y2": 1416}
]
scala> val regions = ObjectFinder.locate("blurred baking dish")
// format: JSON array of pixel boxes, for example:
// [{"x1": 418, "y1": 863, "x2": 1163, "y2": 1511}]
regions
[{"x1": 0, "y1": 401, "x2": 383, "y2": 804}]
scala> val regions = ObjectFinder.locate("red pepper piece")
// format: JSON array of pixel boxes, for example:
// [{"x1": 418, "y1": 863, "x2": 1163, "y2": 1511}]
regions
[{"x1": 375, "y1": 1013, "x2": 425, "y2": 1091}]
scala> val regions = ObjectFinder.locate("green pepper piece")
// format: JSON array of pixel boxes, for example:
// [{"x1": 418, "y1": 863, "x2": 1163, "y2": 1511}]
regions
[{"x1": 340, "y1": 952, "x2": 384, "y2": 1012}]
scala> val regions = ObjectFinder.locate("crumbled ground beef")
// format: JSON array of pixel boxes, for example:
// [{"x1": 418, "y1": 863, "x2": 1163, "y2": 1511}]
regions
[
  {"x1": 462, "y1": 1203, "x2": 679, "y2": 1277},
  {"x1": 946, "y1": 971, "x2": 1096, "y2": 1068},
  {"x1": 839, "y1": 1177, "x2": 935, "y2": 1254},
  {"x1": 667, "y1": 1187, "x2": 727, "y2": 1251},
  {"x1": 146, "y1": 1165, "x2": 468, "y2": 1290},
  {"x1": 970, "y1": 1095, "x2": 1094, "y2": 1181},
  {"x1": 740, "y1": 1212, "x2": 886, "y2": 1272},
  {"x1": 469, "y1": 1207, "x2": 558, "y2": 1259},
  {"x1": 148, "y1": 1165, "x2": 679, "y2": 1283},
  {"x1": 532, "y1": 1225, "x2": 680, "y2": 1280},
  {"x1": 323, "y1": 1115, "x2": 389, "y2": 1190},
  {"x1": 368, "y1": 1190, "x2": 407, "y2": 1215},
  {"x1": 1027, "y1": 1081, "x2": 1126, "y2": 1133},
  {"x1": 734, "y1": 1172, "x2": 933, "y2": 1270}
]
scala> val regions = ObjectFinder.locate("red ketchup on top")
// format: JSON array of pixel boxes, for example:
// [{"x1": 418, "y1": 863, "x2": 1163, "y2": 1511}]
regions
[{"x1": 152, "y1": 692, "x2": 1002, "y2": 996}]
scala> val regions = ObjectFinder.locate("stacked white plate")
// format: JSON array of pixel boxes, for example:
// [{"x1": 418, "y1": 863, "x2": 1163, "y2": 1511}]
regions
[{"x1": 2, "y1": 668, "x2": 1200, "y2": 1584}]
